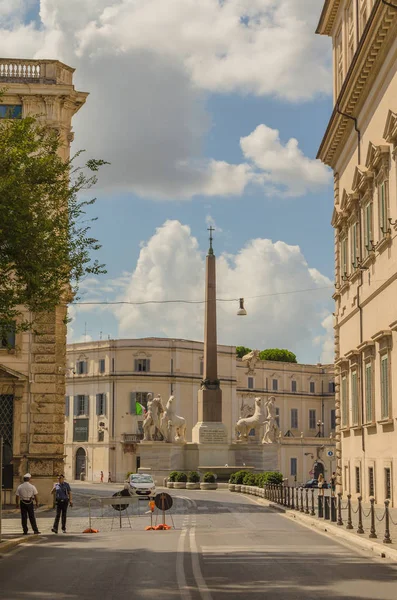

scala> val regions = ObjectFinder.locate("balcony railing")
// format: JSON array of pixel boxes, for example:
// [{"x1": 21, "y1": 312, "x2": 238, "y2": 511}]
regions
[
  {"x1": 122, "y1": 433, "x2": 143, "y2": 443},
  {"x1": 0, "y1": 59, "x2": 74, "y2": 85}
]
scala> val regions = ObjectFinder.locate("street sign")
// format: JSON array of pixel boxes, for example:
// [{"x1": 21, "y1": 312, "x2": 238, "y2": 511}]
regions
[
  {"x1": 327, "y1": 450, "x2": 334, "y2": 457},
  {"x1": 154, "y1": 492, "x2": 173, "y2": 511}
]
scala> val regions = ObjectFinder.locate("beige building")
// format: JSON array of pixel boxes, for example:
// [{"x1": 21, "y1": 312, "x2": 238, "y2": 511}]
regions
[
  {"x1": 317, "y1": 1, "x2": 397, "y2": 504},
  {"x1": 0, "y1": 59, "x2": 87, "y2": 503},
  {"x1": 65, "y1": 338, "x2": 335, "y2": 485}
]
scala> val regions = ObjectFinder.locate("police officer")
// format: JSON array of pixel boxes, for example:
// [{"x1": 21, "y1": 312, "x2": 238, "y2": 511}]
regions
[
  {"x1": 51, "y1": 474, "x2": 73, "y2": 534},
  {"x1": 16, "y1": 474, "x2": 41, "y2": 535}
]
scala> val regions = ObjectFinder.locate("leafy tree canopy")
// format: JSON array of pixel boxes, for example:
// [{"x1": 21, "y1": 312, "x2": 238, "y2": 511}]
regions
[
  {"x1": 0, "y1": 109, "x2": 107, "y2": 335},
  {"x1": 258, "y1": 349, "x2": 297, "y2": 363},
  {"x1": 236, "y1": 346, "x2": 252, "y2": 359}
]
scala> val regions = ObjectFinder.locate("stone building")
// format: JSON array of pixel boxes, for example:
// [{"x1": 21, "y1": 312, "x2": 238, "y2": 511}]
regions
[
  {"x1": 0, "y1": 59, "x2": 87, "y2": 503},
  {"x1": 317, "y1": 1, "x2": 397, "y2": 504},
  {"x1": 65, "y1": 338, "x2": 335, "y2": 485}
]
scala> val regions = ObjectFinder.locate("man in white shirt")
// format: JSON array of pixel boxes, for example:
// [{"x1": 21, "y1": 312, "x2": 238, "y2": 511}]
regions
[{"x1": 16, "y1": 474, "x2": 41, "y2": 535}]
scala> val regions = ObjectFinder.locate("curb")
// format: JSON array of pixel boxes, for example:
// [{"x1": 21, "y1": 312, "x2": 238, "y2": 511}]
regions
[
  {"x1": 0, "y1": 535, "x2": 42, "y2": 557},
  {"x1": 239, "y1": 492, "x2": 397, "y2": 563}
]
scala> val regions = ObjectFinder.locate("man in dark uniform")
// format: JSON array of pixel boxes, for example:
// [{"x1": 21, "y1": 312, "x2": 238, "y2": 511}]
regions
[{"x1": 51, "y1": 474, "x2": 73, "y2": 534}]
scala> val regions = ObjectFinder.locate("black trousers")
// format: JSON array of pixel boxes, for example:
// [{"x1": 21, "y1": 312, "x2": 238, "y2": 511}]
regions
[
  {"x1": 20, "y1": 501, "x2": 39, "y2": 534},
  {"x1": 53, "y1": 500, "x2": 69, "y2": 531}
]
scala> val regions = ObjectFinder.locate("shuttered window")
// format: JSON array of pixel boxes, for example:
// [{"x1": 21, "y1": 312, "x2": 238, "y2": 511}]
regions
[
  {"x1": 65, "y1": 396, "x2": 70, "y2": 417},
  {"x1": 74, "y1": 395, "x2": 89, "y2": 416},
  {"x1": 365, "y1": 362, "x2": 373, "y2": 423},
  {"x1": 96, "y1": 393, "x2": 107, "y2": 416},
  {"x1": 351, "y1": 370, "x2": 359, "y2": 426},
  {"x1": 341, "y1": 374, "x2": 348, "y2": 427},
  {"x1": 134, "y1": 359, "x2": 150, "y2": 372},
  {"x1": 291, "y1": 409, "x2": 298, "y2": 429},
  {"x1": 381, "y1": 354, "x2": 389, "y2": 419}
]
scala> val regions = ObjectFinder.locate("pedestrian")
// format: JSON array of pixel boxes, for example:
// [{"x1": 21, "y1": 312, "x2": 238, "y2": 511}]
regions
[
  {"x1": 51, "y1": 474, "x2": 73, "y2": 534},
  {"x1": 16, "y1": 474, "x2": 41, "y2": 535},
  {"x1": 100, "y1": 471, "x2": 104, "y2": 483},
  {"x1": 318, "y1": 473, "x2": 325, "y2": 496},
  {"x1": 108, "y1": 471, "x2": 112, "y2": 483},
  {"x1": 331, "y1": 472, "x2": 337, "y2": 496}
]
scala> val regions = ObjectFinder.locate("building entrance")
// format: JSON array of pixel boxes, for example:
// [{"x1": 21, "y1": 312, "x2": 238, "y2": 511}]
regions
[
  {"x1": 75, "y1": 447, "x2": 86, "y2": 480},
  {"x1": 0, "y1": 394, "x2": 13, "y2": 465}
]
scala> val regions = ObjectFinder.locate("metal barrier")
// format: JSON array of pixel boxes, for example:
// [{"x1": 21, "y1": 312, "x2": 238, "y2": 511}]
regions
[{"x1": 87, "y1": 496, "x2": 140, "y2": 531}]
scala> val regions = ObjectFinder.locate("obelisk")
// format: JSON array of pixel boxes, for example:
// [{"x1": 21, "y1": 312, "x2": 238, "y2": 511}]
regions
[{"x1": 192, "y1": 228, "x2": 228, "y2": 446}]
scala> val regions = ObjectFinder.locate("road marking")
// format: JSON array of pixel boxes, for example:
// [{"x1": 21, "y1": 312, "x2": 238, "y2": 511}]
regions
[
  {"x1": 189, "y1": 528, "x2": 212, "y2": 600},
  {"x1": 177, "y1": 527, "x2": 192, "y2": 600}
]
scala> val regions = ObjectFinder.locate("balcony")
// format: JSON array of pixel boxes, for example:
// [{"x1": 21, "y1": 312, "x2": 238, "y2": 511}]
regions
[
  {"x1": 122, "y1": 433, "x2": 143, "y2": 443},
  {"x1": 0, "y1": 59, "x2": 74, "y2": 85}
]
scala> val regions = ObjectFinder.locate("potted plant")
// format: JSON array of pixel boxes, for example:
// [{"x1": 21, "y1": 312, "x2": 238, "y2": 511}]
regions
[
  {"x1": 200, "y1": 471, "x2": 217, "y2": 490},
  {"x1": 174, "y1": 472, "x2": 188, "y2": 489},
  {"x1": 228, "y1": 472, "x2": 236, "y2": 492},
  {"x1": 234, "y1": 470, "x2": 247, "y2": 493},
  {"x1": 186, "y1": 471, "x2": 200, "y2": 490},
  {"x1": 167, "y1": 470, "x2": 178, "y2": 488}
]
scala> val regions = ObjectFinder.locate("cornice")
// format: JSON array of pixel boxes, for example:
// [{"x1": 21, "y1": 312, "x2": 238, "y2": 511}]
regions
[
  {"x1": 316, "y1": 0, "x2": 342, "y2": 36},
  {"x1": 317, "y1": 2, "x2": 397, "y2": 167}
]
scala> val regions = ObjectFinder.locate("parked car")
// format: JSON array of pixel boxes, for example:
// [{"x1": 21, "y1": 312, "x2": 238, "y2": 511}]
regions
[
  {"x1": 127, "y1": 473, "x2": 156, "y2": 497},
  {"x1": 303, "y1": 478, "x2": 329, "y2": 489}
]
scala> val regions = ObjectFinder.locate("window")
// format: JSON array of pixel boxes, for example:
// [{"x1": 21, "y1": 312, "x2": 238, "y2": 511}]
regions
[
  {"x1": 341, "y1": 235, "x2": 348, "y2": 278},
  {"x1": 272, "y1": 379, "x2": 278, "y2": 391},
  {"x1": 341, "y1": 374, "x2": 348, "y2": 427},
  {"x1": 364, "y1": 201, "x2": 373, "y2": 255},
  {"x1": 331, "y1": 409, "x2": 336, "y2": 430},
  {"x1": 365, "y1": 362, "x2": 373, "y2": 423},
  {"x1": 291, "y1": 380, "x2": 297, "y2": 392},
  {"x1": 350, "y1": 221, "x2": 359, "y2": 269},
  {"x1": 73, "y1": 395, "x2": 89, "y2": 416},
  {"x1": 351, "y1": 369, "x2": 359, "y2": 426},
  {"x1": 65, "y1": 396, "x2": 70, "y2": 418},
  {"x1": 275, "y1": 407, "x2": 280, "y2": 429},
  {"x1": 380, "y1": 354, "x2": 390, "y2": 420},
  {"x1": 378, "y1": 181, "x2": 389, "y2": 238},
  {"x1": 98, "y1": 430, "x2": 105, "y2": 442},
  {"x1": 76, "y1": 361, "x2": 88, "y2": 375},
  {"x1": 385, "y1": 468, "x2": 391, "y2": 500},
  {"x1": 248, "y1": 377, "x2": 254, "y2": 389},
  {"x1": 346, "y1": 1, "x2": 355, "y2": 64},
  {"x1": 335, "y1": 27, "x2": 344, "y2": 94},
  {"x1": 134, "y1": 359, "x2": 150, "y2": 372},
  {"x1": 329, "y1": 382, "x2": 335, "y2": 393},
  {"x1": 98, "y1": 359, "x2": 105, "y2": 374},
  {"x1": 355, "y1": 466, "x2": 361, "y2": 494},
  {"x1": 368, "y1": 467, "x2": 375, "y2": 498},
  {"x1": 0, "y1": 322, "x2": 16, "y2": 349},
  {"x1": 290, "y1": 458, "x2": 297, "y2": 477},
  {"x1": 360, "y1": 0, "x2": 368, "y2": 35},
  {"x1": 96, "y1": 393, "x2": 106, "y2": 416},
  {"x1": 73, "y1": 418, "x2": 89, "y2": 442},
  {"x1": 130, "y1": 391, "x2": 152, "y2": 414},
  {"x1": 309, "y1": 409, "x2": 316, "y2": 430},
  {"x1": 309, "y1": 381, "x2": 315, "y2": 394},
  {"x1": 0, "y1": 105, "x2": 22, "y2": 119},
  {"x1": 291, "y1": 409, "x2": 298, "y2": 429}
]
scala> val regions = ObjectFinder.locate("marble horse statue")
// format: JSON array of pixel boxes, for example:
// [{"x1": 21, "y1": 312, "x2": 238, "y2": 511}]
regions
[
  {"x1": 143, "y1": 394, "x2": 165, "y2": 441},
  {"x1": 161, "y1": 396, "x2": 187, "y2": 443},
  {"x1": 235, "y1": 397, "x2": 266, "y2": 441}
]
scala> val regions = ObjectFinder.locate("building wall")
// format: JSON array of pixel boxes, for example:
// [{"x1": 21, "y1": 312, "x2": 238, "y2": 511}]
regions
[
  {"x1": 0, "y1": 58, "x2": 88, "y2": 503},
  {"x1": 65, "y1": 339, "x2": 335, "y2": 484},
  {"x1": 317, "y1": 1, "x2": 397, "y2": 504}
]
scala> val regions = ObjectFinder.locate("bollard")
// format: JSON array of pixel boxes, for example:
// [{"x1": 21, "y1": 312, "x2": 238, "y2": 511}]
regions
[
  {"x1": 357, "y1": 496, "x2": 364, "y2": 534},
  {"x1": 369, "y1": 497, "x2": 377, "y2": 539},
  {"x1": 280, "y1": 485, "x2": 283, "y2": 505},
  {"x1": 300, "y1": 488, "x2": 304, "y2": 513},
  {"x1": 287, "y1": 486, "x2": 291, "y2": 508},
  {"x1": 337, "y1": 492, "x2": 343, "y2": 526},
  {"x1": 291, "y1": 486, "x2": 295, "y2": 510},
  {"x1": 346, "y1": 494, "x2": 353, "y2": 530},
  {"x1": 310, "y1": 488, "x2": 315, "y2": 516},
  {"x1": 305, "y1": 488, "x2": 309, "y2": 514},
  {"x1": 383, "y1": 500, "x2": 392, "y2": 544},
  {"x1": 330, "y1": 496, "x2": 337, "y2": 522},
  {"x1": 324, "y1": 496, "x2": 330, "y2": 520},
  {"x1": 318, "y1": 495, "x2": 324, "y2": 518},
  {"x1": 296, "y1": 487, "x2": 300, "y2": 511}
]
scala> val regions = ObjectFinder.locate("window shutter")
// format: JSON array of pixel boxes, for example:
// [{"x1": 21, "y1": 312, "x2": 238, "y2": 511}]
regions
[
  {"x1": 104, "y1": 393, "x2": 107, "y2": 416},
  {"x1": 84, "y1": 361, "x2": 88, "y2": 374},
  {"x1": 134, "y1": 359, "x2": 138, "y2": 372},
  {"x1": 73, "y1": 396, "x2": 78, "y2": 416},
  {"x1": 96, "y1": 394, "x2": 100, "y2": 415},
  {"x1": 130, "y1": 392, "x2": 137, "y2": 414},
  {"x1": 147, "y1": 359, "x2": 151, "y2": 372},
  {"x1": 65, "y1": 396, "x2": 70, "y2": 417},
  {"x1": 84, "y1": 395, "x2": 89, "y2": 416}
]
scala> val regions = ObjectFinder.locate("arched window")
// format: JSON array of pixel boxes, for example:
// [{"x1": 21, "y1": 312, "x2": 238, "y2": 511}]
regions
[{"x1": 75, "y1": 447, "x2": 86, "y2": 480}]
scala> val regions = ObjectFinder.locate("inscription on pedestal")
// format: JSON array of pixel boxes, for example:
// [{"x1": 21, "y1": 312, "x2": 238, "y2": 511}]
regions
[{"x1": 199, "y1": 426, "x2": 228, "y2": 444}]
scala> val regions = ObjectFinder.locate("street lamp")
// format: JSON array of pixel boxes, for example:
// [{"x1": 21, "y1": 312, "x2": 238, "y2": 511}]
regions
[
  {"x1": 316, "y1": 420, "x2": 324, "y2": 438},
  {"x1": 237, "y1": 298, "x2": 247, "y2": 316}
]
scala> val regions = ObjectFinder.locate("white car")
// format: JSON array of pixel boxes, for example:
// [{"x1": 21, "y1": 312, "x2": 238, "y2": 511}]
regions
[{"x1": 127, "y1": 473, "x2": 156, "y2": 497}]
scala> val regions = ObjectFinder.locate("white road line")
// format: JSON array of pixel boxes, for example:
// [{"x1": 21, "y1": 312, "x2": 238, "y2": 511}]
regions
[
  {"x1": 189, "y1": 528, "x2": 213, "y2": 600},
  {"x1": 177, "y1": 527, "x2": 193, "y2": 600}
]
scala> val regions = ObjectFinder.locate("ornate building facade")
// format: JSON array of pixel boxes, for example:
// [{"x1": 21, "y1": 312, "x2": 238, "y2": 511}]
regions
[
  {"x1": 0, "y1": 59, "x2": 87, "y2": 503},
  {"x1": 317, "y1": 1, "x2": 397, "y2": 504},
  {"x1": 65, "y1": 338, "x2": 335, "y2": 486}
]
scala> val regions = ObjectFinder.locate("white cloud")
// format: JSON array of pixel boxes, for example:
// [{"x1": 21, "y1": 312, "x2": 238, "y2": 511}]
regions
[
  {"x1": 314, "y1": 313, "x2": 334, "y2": 364},
  {"x1": 113, "y1": 220, "x2": 333, "y2": 362},
  {"x1": 0, "y1": 1, "x2": 331, "y2": 200}
]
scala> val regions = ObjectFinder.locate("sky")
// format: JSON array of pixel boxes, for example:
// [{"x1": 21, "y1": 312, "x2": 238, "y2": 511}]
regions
[{"x1": 1, "y1": 1, "x2": 336, "y2": 364}]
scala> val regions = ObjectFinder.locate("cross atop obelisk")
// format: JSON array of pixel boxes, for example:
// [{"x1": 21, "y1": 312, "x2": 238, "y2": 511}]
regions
[{"x1": 192, "y1": 228, "x2": 227, "y2": 444}]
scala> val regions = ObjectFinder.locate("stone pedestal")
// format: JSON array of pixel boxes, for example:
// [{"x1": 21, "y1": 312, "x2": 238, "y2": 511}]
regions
[
  {"x1": 191, "y1": 421, "x2": 228, "y2": 444},
  {"x1": 138, "y1": 442, "x2": 186, "y2": 484}
]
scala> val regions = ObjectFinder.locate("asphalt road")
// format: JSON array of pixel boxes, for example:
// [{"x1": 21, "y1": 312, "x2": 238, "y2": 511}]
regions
[{"x1": 1, "y1": 488, "x2": 397, "y2": 600}]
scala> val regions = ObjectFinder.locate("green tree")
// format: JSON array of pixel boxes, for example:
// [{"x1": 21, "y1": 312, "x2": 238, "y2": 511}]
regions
[
  {"x1": 259, "y1": 349, "x2": 297, "y2": 363},
  {"x1": 236, "y1": 346, "x2": 252, "y2": 359},
  {"x1": 0, "y1": 112, "x2": 107, "y2": 335}
]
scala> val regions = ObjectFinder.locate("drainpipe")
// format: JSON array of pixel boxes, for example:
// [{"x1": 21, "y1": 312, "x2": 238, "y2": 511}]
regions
[{"x1": 336, "y1": 104, "x2": 361, "y2": 165}]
